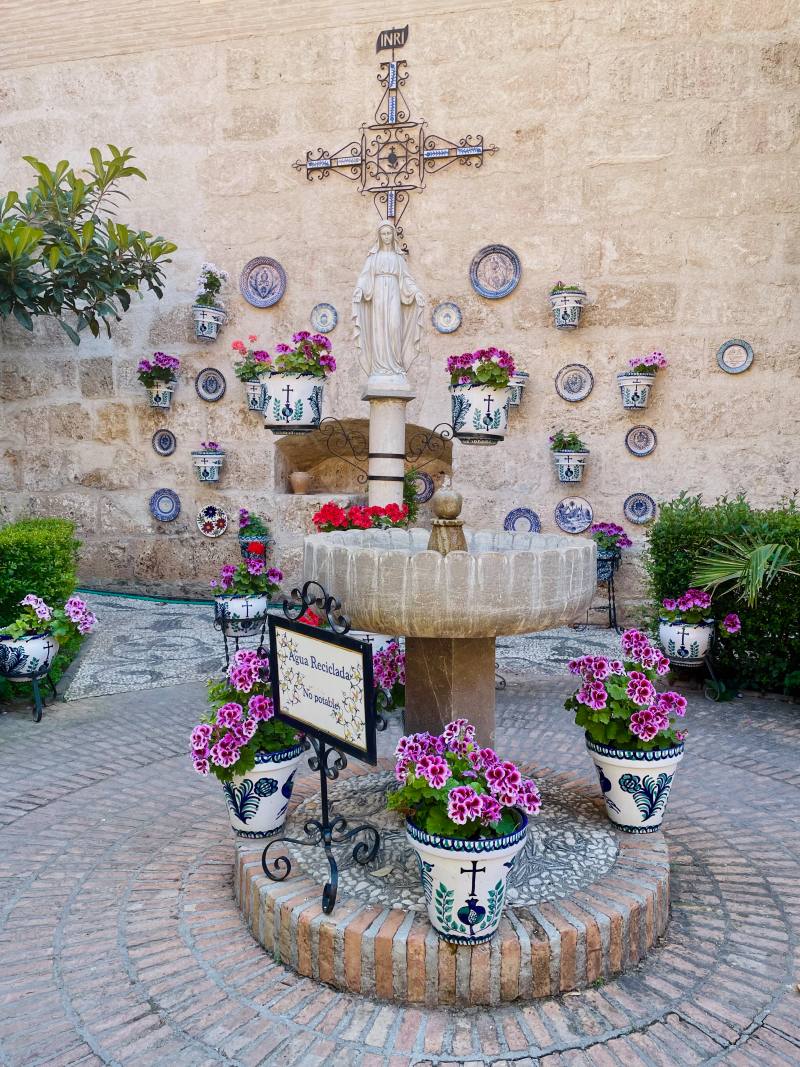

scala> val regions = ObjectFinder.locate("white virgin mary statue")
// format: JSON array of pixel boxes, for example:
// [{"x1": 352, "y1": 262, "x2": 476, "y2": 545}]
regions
[{"x1": 353, "y1": 222, "x2": 425, "y2": 395}]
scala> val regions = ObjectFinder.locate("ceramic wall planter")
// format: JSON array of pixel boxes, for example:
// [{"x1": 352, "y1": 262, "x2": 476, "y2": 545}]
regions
[
  {"x1": 508, "y1": 371, "x2": 529, "y2": 407},
  {"x1": 244, "y1": 380, "x2": 267, "y2": 412},
  {"x1": 450, "y1": 383, "x2": 511, "y2": 445},
  {"x1": 553, "y1": 450, "x2": 589, "y2": 484},
  {"x1": 586, "y1": 737, "x2": 684, "y2": 834},
  {"x1": 191, "y1": 450, "x2": 225, "y2": 482},
  {"x1": 617, "y1": 373, "x2": 656, "y2": 410},
  {"x1": 263, "y1": 372, "x2": 324, "y2": 435},
  {"x1": 0, "y1": 632, "x2": 59, "y2": 679},
  {"x1": 596, "y1": 548, "x2": 621, "y2": 582},
  {"x1": 214, "y1": 594, "x2": 269, "y2": 636},
  {"x1": 549, "y1": 289, "x2": 586, "y2": 330},
  {"x1": 658, "y1": 618, "x2": 715, "y2": 666},
  {"x1": 192, "y1": 304, "x2": 227, "y2": 341},
  {"x1": 239, "y1": 535, "x2": 273, "y2": 562},
  {"x1": 289, "y1": 471, "x2": 311, "y2": 494},
  {"x1": 148, "y1": 384, "x2": 174, "y2": 409},
  {"x1": 222, "y1": 745, "x2": 306, "y2": 838},
  {"x1": 407, "y1": 813, "x2": 527, "y2": 943}
]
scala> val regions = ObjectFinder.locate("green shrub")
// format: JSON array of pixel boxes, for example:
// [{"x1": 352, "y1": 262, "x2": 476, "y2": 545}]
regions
[
  {"x1": 643, "y1": 493, "x2": 800, "y2": 693},
  {"x1": 0, "y1": 518, "x2": 81, "y2": 622}
]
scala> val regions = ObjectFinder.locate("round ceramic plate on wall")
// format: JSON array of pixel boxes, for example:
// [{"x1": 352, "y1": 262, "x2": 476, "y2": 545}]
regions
[
  {"x1": 717, "y1": 338, "x2": 754, "y2": 374},
  {"x1": 625, "y1": 425, "x2": 657, "y2": 457},
  {"x1": 469, "y1": 245, "x2": 521, "y2": 299},
  {"x1": 149, "y1": 489, "x2": 181, "y2": 522},
  {"x1": 503, "y1": 507, "x2": 542, "y2": 533},
  {"x1": 554, "y1": 497, "x2": 593, "y2": 534},
  {"x1": 196, "y1": 504, "x2": 229, "y2": 538},
  {"x1": 310, "y1": 303, "x2": 338, "y2": 333},
  {"x1": 431, "y1": 302, "x2": 462, "y2": 333},
  {"x1": 240, "y1": 256, "x2": 287, "y2": 308},
  {"x1": 152, "y1": 429, "x2": 176, "y2": 456},
  {"x1": 195, "y1": 368, "x2": 226, "y2": 402},
  {"x1": 555, "y1": 364, "x2": 594, "y2": 403},
  {"x1": 624, "y1": 492, "x2": 657, "y2": 525},
  {"x1": 411, "y1": 471, "x2": 435, "y2": 503}
]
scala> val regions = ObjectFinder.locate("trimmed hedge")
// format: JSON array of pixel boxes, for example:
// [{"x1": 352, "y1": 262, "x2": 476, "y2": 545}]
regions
[
  {"x1": 0, "y1": 518, "x2": 81, "y2": 623},
  {"x1": 643, "y1": 493, "x2": 800, "y2": 694}
]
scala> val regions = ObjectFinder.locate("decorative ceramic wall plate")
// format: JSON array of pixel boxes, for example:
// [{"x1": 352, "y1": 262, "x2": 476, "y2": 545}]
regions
[
  {"x1": 195, "y1": 367, "x2": 226, "y2": 402},
  {"x1": 625, "y1": 425, "x2": 657, "y2": 457},
  {"x1": 240, "y1": 256, "x2": 287, "y2": 308},
  {"x1": 624, "y1": 492, "x2": 657, "y2": 525},
  {"x1": 411, "y1": 471, "x2": 435, "y2": 503},
  {"x1": 196, "y1": 504, "x2": 229, "y2": 538},
  {"x1": 149, "y1": 489, "x2": 181, "y2": 522},
  {"x1": 431, "y1": 302, "x2": 462, "y2": 333},
  {"x1": 469, "y1": 245, "x2": 521, "y2": 300},
  {"x1": 554, "y1": 497, "x2": 593, "y2": 534},
  {"x1": 555, "y1": 363, "x2": 594, "y2": 403},
  {"x1": 503, "y1": 507, "x2": 542, "y2": 533},
  {"x1": 310, "y1": 302, "x2": 338, "y2": 333},
  {"x1": 717, "y1": 338, "x2": 754, "y2": 374},
  {"x1": 151, "y1": 429, "x2": 176, "y2": 456}
]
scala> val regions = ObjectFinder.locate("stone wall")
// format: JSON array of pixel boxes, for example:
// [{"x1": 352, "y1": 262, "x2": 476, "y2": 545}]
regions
[{"x1": 1, "y1": 0, "x2": 798, "y2": 617}]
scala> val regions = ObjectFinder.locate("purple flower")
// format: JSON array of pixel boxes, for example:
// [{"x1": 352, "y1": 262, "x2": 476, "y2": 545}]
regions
[
  {"x1": 191, "y1": 724, "x2": 212, "y2": 749},
  {"x1": 267, "y1": 567, "x2": 283, "y2": 583},
  {"x1": 479, "y1": 793, "x2": 502, "y2": 822},
  {"x1": 415, "y1": 754, "x2": 451, "y2": 789},
  {"x1": 216, "y1": 702, "x2": 244, "y2": 728},
  {"x1": 248, "y1": 694, "x2": 274, "y2": 722},
  {"x1": 193, "y1": 756, "x2": 210, "y2": 776},
  {"x1": 246, "y1": 558, "x2": 265, "y2": 577},
  {"x1": 723, "y1": 613, "x2": 741, "y2": 635},
  {"x1": 517, "y1": 778, "x2": 542, "y2": 815}
]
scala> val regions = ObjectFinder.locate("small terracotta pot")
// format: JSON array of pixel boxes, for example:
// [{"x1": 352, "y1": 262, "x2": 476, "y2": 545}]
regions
[{"x1": 289, "y1": 471, "x2": 311, "y2": 494}]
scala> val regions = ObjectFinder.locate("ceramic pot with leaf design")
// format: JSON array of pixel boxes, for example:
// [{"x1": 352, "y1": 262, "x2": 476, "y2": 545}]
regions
[
  {"x1": 222, "y1": 745, "x2": 306, "y2": 838},
  {"x1": 586, "y1": 737, "x2": 684, "y2": 834},
  {"x1": 263, "y1": 373, "x2": 324, "y2": 435}
]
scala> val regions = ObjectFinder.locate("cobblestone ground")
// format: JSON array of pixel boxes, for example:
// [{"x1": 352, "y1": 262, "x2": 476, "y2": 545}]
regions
[{"x1": 1, "y1": 675, "x2": 799, "y2": 1066}]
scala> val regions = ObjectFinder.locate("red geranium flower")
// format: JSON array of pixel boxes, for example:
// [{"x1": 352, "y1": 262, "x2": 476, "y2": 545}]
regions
[{"x1": 247, "y1": 540, "x2": 266, "y2": 554}]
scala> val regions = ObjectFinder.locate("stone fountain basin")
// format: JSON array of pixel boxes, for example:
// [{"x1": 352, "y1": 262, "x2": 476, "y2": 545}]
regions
[{"x1": 304, "y1": 528, "x2": 596, "y2": 638}]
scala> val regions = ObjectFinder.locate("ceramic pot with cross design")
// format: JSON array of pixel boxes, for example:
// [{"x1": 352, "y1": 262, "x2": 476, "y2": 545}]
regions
[
  {"x1": 406, "y1": 812, "x2": 528, "y2": 943},
  {"x1": 213, "y1": 594, "x2": 270, "y2": 637},
  {"x1": 0, "y1": 632, "x2": 59, "y2": 680},
  {"x1": 192, "y1": 303, "x2": 227, "y2": 341},
  {"x1": 616, "y1": 372, "x2": 656, "y2": 410},
  {"x1": 449, "y1": 383, "x2": 511, "y2": 446},
  {"x1": 262, "y1": 372, "x2": 325, "y2": 436}
]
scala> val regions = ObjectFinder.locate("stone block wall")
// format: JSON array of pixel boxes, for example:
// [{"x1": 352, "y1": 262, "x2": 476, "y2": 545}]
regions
[{"x1": 0, "y1": 0, "x2": 798, "y2": 615}]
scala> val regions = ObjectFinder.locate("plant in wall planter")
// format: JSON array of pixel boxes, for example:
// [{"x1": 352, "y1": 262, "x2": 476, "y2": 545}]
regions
[
  {"x1": 137, "y1": 351, "x2": 180, "y2": 408},
  {"x1": 549, "y1": 281, "x2": 587, "y2": 330},
  {"x1": 549, "y1": 429, "x2": 589, "y2": 484},
  {"x1": 191, "y1": 440, "x2": 225, "y2": 483},
  {"x1": 447, "y1": 347, "x2": 515, "y2": 445},
  {"x1": 388, "y1": 718, "x2": 541, "y2": 943},
  {"x1": 617, "y1": 351, "x2": 668, "y2": 410},
  {"x1": 311, "y1": 500, "x2": 409, "y2": 531},
  {"x1": 210, "y1": 559, "x2": 283, "y2": 637},
  {"x1": 373, "y1": 640, "x2": 406, "y2": 716},
  {"x1": 232, "y1": 335, "x2": 272, "y2": 412},
  {"x1": 565, "y1": 629, "x2": 686, "y2": 833},
  {"x1": 658, "y1": 588, "x2": 741, "y2": 666},
  {"x1": 237, "y1": 508, "x2": 273, "y2": 562},
  {"x1": 590, "y1": 522, "x2": 632, "y2": 581},
  {"x1": 262, "y1": 331, "x2": 336, "y2": 435},
  {"x1": 192, "y1": 262, "x2": 228, "y2": 340},
  {"x1": 0, "y1": 594, "x2": 96, "y2": 680},
  {"x1": 190, "y1": 648, "x2": 305, "y2": 838}
]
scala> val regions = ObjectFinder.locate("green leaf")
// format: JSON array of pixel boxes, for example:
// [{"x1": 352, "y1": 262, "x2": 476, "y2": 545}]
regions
[
  {"x1": 12, "y1": 305, "x2": 33, "y2": 331},
  {"x1": 57, "y1": 318, "x2": 81, "y2": 345}
]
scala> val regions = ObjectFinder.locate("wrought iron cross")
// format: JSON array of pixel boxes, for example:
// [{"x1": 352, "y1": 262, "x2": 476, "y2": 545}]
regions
[{"x1": 294, "y1": 36, "x2": 498, "y2": 247}]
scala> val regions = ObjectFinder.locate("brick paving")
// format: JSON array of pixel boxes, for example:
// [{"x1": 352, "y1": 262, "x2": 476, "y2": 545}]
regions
[{"x1": 0, "y1": 676, "x2": 799, "y2": 1065}]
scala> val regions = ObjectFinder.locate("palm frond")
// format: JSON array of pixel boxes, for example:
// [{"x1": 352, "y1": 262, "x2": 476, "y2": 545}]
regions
[{"x1": 692, "y1": 535, "x2": 799, "y2": 607}]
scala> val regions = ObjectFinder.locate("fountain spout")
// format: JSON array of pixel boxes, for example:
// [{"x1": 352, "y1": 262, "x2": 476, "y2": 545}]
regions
[{"x1": 427, "y1": 485, "x2": 468, "y2": 555}]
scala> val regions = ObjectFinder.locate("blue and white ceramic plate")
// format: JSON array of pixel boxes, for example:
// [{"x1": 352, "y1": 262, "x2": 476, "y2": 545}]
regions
[
  {"x1": 240, "y1": 256, "x2": 287, "y2": 308},
  {"x1": 152, "y1": 429, "x2": 176, "y2": 456},
  {"x1": 432, "y1": 302, "x2": 462, "y2": 333},
  {"x1": 624, "y1": 492, "x2": 657, "y2": 525},
  {"x1": 503, "y1": 507, "x2": 541, "y2": 533},
  {"x1": 310, "y1": 303, "x2": 338, "y2": 333},
  {"x1": 412, "y1": 471, "x2": 435, "y2": 504},
  {"x1": 196, "y1": 504, "x2": 228, "y2": 538},
  {"x1": 625, "y1": 425, "x2": 657, "y2": 457},
  {"x1": 469, "y1": 245, "x2": 521, "y2": 300},
  {"x1": 716, "y1": 338, "x2": 754, "y2": 374},
  {"x1": 555, "y1": 363, "x2": 594, "y2": 403},
  {"x1": 554, "y1": 497, "x2": 593, "y2": 534},
  {"x1": 149, "y1": 489, "x2": 181, "y2": 522},
  {"x1": 195, "y1": 368, "x2": 226, "y2": 402}
]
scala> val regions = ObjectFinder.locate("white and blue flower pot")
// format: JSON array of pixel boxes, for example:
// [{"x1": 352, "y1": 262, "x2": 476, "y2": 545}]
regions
[
  {"x1": 263, "y1": 372, "x2": 325, "y2": 436},
  {"x1": 659, "y1": 617, "x2": 714, "y2": 666},
  {"x1": 450, "y1": 383, "x2": 511, "y2": 446},
  {"x1": 549, "y1": 289, "x2": 586, "y2": 329},
  {"x1": 223, "y1": 745, "x2": 306, "y2": 838},
  {"x1": 586, "y1": 737, "x2": 684, "y2": 833},
  {"x1": 553, "y1": 450, "x2": 589, "y2": 484},
  {"x1": 596, "y1": 548, "x2": 621, "y2": 582},
  {"x1": 214, "y1": 594, "x2": 269, "y2": 637},
  {"x1": 617, "y1": 372, "x2": 656, "y2": 410},
  {"x1": 0, "y1": 632, "x2": 59, "y2": 680},
  {"x1": 407, "y1": 812, "x2": 528, "y2": 944},
  {"x1": 192, "y1": 303, "x2": 227, "y2": 341},
  {"x1": 238, "y1": 535, "x2": 273, "y2": 562},
  {"x1": 244, "y1": 380, "x2": 267, "y2": 412},
  {"x1": 191, "y1": 450, "x2": 225, "y2": 483},
  {"x1": 148, "y1": 383, "x2": 174, "y2": 409},
  {"x1": 508, "y1": 371, "x2": 529, "y2": 407}
]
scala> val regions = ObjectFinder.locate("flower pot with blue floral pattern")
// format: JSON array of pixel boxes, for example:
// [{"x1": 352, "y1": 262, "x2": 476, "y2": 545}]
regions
[
  {"x1": 0, "y1": 632, "x2": 59, "y2": 680},
  {"x1": 549, "y1": 289, "x2": 586, "y2": 330},
  {"x1": 450, "y1": 383, "x2": 511, "y2": 446},
  {"x1": 508, "y1": 371, "x2": 529, "y2": 407},
  {"x1": 596, "y1": 548, "x2": 620, "y2": 582},
  {"x1": 617, "y1": 372, "x2": 656, "y2": 410},
  {"x1": 244, "y1": 379, "x2": 267, "y2": 412},
  {"x1": 214, "y1": 594, "x2": 269, "y2": 636},
  {"x1": 407, "y1": 812, "x2": 528, "y2": 943},
  {"x1": 192, "y1": 303, "x2": 227, "y2": 341},
  {"x1": 553, "y1": 450, "x2": 589, "y2": 484},
  {"x1": 148, "y1": 383, "x2": 174, "y2": 409},
  {"x1": 191, "y1": 450, "x2": 225, "y2": 483},
  {"x1": 263, "y1": 372, "x2": 324, "y2": 436},
  {"x1": 586, "y1": 737, "x2": 684, "y2": 833},
  {"x1": 658, "y1": 617, "x2": 714, "y2": 666},
  {"x1": 223, "y1": 745, "x2": 306, "y2": 837}
]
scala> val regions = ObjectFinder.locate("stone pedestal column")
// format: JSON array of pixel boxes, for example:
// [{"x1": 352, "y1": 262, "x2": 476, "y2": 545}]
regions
[
  {"x1": 404, "y1": 636, "x2": 497, "y2": 748},
  {"x1": 362, "y1": 380, "x2": 414, "y2": 508}
]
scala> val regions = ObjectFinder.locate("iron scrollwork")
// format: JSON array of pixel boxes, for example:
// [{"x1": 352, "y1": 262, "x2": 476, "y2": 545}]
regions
[
  {"x1": 317, "y1": 417, "x2": 369, "y2": 486},
  {"x1": 405, "y1": 421, "x2": 454, "y2": 473}
]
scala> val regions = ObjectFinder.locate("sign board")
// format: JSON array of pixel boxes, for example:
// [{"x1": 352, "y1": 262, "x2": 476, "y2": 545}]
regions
[
  {"x1": 376, "y1": 24, "x2": 408, "y2": 52},
  {"x1": 268, "y1": 615, "x2": 377, "y2": 765}
]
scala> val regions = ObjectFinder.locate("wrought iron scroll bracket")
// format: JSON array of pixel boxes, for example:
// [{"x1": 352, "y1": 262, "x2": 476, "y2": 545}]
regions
[
  {"x1": 405, "y1": 421, "x2": 454, "y2": 473},
  {"x1": 318, "y1": 417, "x2": 369, "y2": 486}
]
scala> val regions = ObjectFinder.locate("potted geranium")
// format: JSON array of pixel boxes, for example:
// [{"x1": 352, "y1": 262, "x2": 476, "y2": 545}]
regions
[
  {"x1": 565, "y1": 629, "x2": 686, "y2": 832},
  {"x1": 263, "y1": 332, "x2": 336, "y2": 435},
  {"x1": 373, "y1": 640, "x2": 405, "y2": 715},
  {"x1": 232, "y1": 336, "x2": 273, "y2": 412},
  {"x1": 388, "y1": 719, "x2": 540, "y2": 943},
  {"x1": 192, "y1": 262, "x2": 228, "y2": 340},
  {"x1": 0, "y1": 594, "x2": 97, "y2": 680},
  {"x1": 137, "y1": 351, "x2": 180, "y2": 408},
  {"x1": 238, "y1": 508, "x2": 273, "y2": 562},
  {"x1": 191, "y1": 648, "x2": 306, "y2": 837},
  {"x1": 549, "y1": 430, "x2": 589, "y2": 484},
  {"x1": 590, "y1": 522, "x2": 632, "y2": 581},
  {"x1": 658, "y1": 589, "x2": 741, "y2": 666},
  {"x1": 447, "y1": 347, "x2": 515, "y2": 445},
  {"x1": 617, "y1": 351, "x2": 668, "y2": 410},
  {"x1": 210, "y1": 559, "x2": 283, "y2": 637},
  {"x1": 548, "y1": 281, "x2": 587, "y2": 330},
  {"x1": 311, "y1": 501, "x2": 409, "y2": 532},
  {"x1": 191, "y1": 440, "x2": 225, "y2": 483}
]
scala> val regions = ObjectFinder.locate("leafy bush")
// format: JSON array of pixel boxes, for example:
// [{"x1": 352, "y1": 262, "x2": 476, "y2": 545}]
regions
[
  {"x1": 643, "y1": 493, "x2": 800, "y2": 693},
  {"x1": 0, "y1": 518, "x2": 81, "y2": 622}
]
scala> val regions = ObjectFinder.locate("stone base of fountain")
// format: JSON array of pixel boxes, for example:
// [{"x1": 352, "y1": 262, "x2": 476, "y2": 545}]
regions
[{"x1": 234, "y1": 762, "x2": 670, "y2": 1006}]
